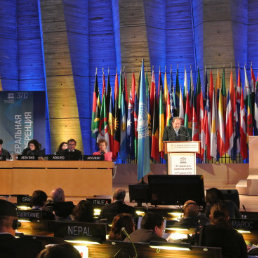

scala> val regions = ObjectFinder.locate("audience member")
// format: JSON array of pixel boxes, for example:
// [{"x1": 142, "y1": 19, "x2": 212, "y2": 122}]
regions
[
  {"x1": 37, "y1": 243, "x2": 81, "y2": 258},
  {"x1": 199, "y1": 201, "x2": 247, "y2": 258},
  {"x1": 124, "y1": 212, "x2": 166, "y2": 243},
  {"x1": 46, "y1": 188, "x2": 74, "y2": 221},
  {"x1": 72, "y1": 200, "x2": 94, "y2": 222},
  {"x1": 31, "y1": 190, "x2": 54, "y2": 220},
  {"x1": 99, "y1": 188, "x2": 135, "y2": 223},
  {"x1": 51, "y1": 188, "x2": 65, "y2": 203},
  {"x1": 0, "y1": 199, "x2": 43, "y2": 258},
  {"x1": 175, "y1": 200, "x2": 209, "y2": 228},
  {"x1": 0, "y1": 139, "x2": 11, "y2": 160},
  {"x1": 62, "y1": 139, "x2": 82, "y2": 160},
  {"x1": 22, "y1": 139, "x2": 44, "y2": 156},
  {"x1": 205, "y1": 188, "x2": 240, "y2": 219},
  {"x1": 109, "y1": 213, "x2": 135, "y2": 241},
  {"x1": 93, "y1": 139, "x2": 112, "y2": 161},
  {"x1": 56, "y1": 142, "x2": 68, "y2": 155}
]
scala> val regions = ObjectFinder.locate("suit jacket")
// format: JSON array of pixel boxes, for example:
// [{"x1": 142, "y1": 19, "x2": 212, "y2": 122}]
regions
[
  {"x1": 62, "y1": 149, "x2": 82, "y2": 160},
  {"x1": 0, "y1": 148, "x2": 11, "y2": 159},
  {"x1": 0, "y1": 233, "x2": 43, "y2": 258},
  {"x1": 163, "y1": 125, "x2": 191, "y2": 142},
  {"x1": 124, "y1": 229, "x2": 167, "y2": 243},
  {"x1": 199, "y1": 223, "x2": 247, "y2": 258},
  {"x1": 99, "y1": 201, "x2": 135, "y2": 222},
  {"x1": 93, "y1": 151, "x2": 113, "y2": 161}
]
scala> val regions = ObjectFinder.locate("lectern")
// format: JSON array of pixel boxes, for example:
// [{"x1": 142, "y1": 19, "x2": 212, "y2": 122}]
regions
[{"x1": 164, "y1": 141, "x2": 200, "y2": 175}]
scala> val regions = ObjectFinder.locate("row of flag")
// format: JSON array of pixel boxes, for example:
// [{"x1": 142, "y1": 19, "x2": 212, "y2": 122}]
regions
[{"x1": 91, "y1": 63, "x2": 258, "y2": 165}]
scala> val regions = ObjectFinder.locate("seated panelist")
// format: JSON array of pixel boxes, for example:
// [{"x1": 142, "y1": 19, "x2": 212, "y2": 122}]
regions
[
  {"x1": 0, "y1": 139, "x2": 11, "y2": 160},
  {"x1": 163, "y1": 116, "x2": 191, "y2": 141},
  {"x1": 62, "y1": 139, "x2": 82, "y2": 160},
  {"x1": 56, "y1": 142, "x2": 68, "y2": 155},
  {"x1": 93, "y1": 139, "x2": 112, "y2": 161},
  {"x1": 22, "y1": 139, "x2": 44, "y2": 156}
]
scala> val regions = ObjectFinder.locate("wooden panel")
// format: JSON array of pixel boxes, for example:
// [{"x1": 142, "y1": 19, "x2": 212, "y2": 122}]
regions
[
  {"x1": 0, "y1": 161, "x2": 113, "y2": 196},
  {"x1": 39, "y1": 0, "x2": 82, "y2": 153}
]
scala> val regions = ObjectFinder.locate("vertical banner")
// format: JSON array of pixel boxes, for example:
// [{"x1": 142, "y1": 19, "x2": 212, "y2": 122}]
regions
[{"x1": 0, "y1": 92, "x2": 45, "y2": 154}]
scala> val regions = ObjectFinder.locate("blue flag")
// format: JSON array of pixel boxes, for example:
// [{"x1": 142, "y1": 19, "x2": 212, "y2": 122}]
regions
[
  {"x1": 119, "y1": 87, "x2": 127, "y2": 161},
  {"x1": 127, "y1": 91, "x2": 135, "y2": 159},
  {"x1": 137, "y1": 60, "x2": 150, "y2": 181}
]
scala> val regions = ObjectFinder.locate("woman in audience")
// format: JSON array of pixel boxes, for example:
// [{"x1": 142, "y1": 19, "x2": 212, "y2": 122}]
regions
[
  {"x1": 205, "y1": 188, "x2": 240, "y2": 219},
  {"x1": 56, "y1": 142, "x2": 68, "y2": 155},
  {"x1": 72, "y1": 200, "x2": 94, "y2": 222},
  {"x1": 37, "y1": 243, "x2": 81, "y2": 258},
  {"x1": 199, "y1": 201, "x2": 247, "y2": 258},
  {"x1": 109, "y1": 213, "x2": 135, "y2": 241},
  {"x1": 93, "y1": 139, "x2": 112, "y2": 161},
  {"x1": 22, "y1": 139, "x2": 44, "y2": 156}
]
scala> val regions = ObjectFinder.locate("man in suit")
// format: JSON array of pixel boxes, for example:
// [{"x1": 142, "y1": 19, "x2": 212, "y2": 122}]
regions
[
  {"x1": 0, "y1": 139, "x2": 11, "y2": 160},
  {"x1": 163, "y1": 117, "x2": 191, "y2": 142},
  {"x1": 0, "y1": 199, "x2": 43, "y2": 258},
  {"x1": 124, "y1": 212, "x2": 167, "y2": 243},
  {"x1": 99, "y1": 188, "x2": 135, "y2": 223},
  {"x1": 63, "y1": 139, "x2": 82, "y2": 160}
]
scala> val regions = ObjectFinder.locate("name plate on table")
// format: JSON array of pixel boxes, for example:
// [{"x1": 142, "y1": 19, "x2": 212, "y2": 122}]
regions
[
  {"x1": 0, "y1": 155, "x2": 6, "y2": 161},
  {"x1": 83, "y1": 155, "x2": 104, "y2": 161},
  {"x1": 166, "y1": 141, "x2": 200, "y2": 153},
  {"x1": 17, "y1": 210, "x2": 43, "y2": 220},
  {"x1": 231, "y1": 219, "x2": 258, "y2": 230},
  {"x1": 47, "y1": 155, "x2": 66, "y2": 160},
  {"x1": 53, "y1": 221, "x2": 107, "y2": 241},
  {"x1": 18, "y1": 155, "x2": 38, "y2": 160},
  {"x1": 87, "y1": 198, "x2": 111, "y2": 206}
]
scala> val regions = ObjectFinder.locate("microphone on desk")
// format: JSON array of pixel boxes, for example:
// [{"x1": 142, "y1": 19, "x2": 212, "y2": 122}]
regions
[{"x1": 121, "y1": 227, "x2": 138, "y2": 258}]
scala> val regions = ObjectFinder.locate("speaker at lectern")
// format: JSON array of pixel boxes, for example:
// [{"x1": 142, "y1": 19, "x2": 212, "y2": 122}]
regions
[{"x1": 164, "y1": 141, "x2": 200, "y2": 175}]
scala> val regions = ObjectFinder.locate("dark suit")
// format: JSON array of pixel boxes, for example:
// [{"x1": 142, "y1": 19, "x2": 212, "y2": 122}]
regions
[
  {"x1": 199, "y1": 223, "x2": 247, "y2": 258},
  {"x1": 62, "y1": 149, "x2": 82, "y2": 160},
  {"x1": 0, "y1": 233, "x2": 43, "y2": 258},
  {"x1": 124, "y1": 229, "x2": 167, "y2": 243},
  {"x1": 99, "y1": 201, "x2": 135, "y2": 222},
  {"x1": 0, "y1": 148, "x2": 11, "y2": 159},
  {"x1": 21, "y1": 148, "x2": 45, "y2": 157},
  {"x1": 163, "y1": 125, "x2": 191, "y2": 141}
]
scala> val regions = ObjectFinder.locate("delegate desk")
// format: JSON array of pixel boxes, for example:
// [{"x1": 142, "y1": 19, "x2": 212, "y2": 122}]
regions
[{"x1": 0, "y1": 160, "x2": 113, "y2": 197}]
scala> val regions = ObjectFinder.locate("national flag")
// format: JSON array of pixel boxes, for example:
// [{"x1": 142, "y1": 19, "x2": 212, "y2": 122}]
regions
[
  {"x1": 251, "y1": 65, "x2": 256, "y2": 93},
  {"x1": 159, "y1": 78, "x2": 165, "y2": 154},
  {"x1": 189, "y1": 66, "x2": 194, "y2": 118},
  {"x1": 170, "y1": 67, "x2": 176, "y2": 118},
  {"x1": 184, "y1": 91, "x2": 191, "y2": 131},
  {"x1": 244, "y1": 65, "x2": 250, "y2": 101},
  {"x1": 124, "y1": 71, "x2": 129, "y2": 109},
  {"x1": 134, "y1": 92, "x2": 138, "y2": 159},
  {"x1": 150, "y1": 70, "x2": 155, "y2": 117},
  {"x1": 204, "y1": 89, "x2": 211, "y2": 160},
  {"x1": 137, "y1": 60, "x2": 150, "y2": 181},
  {"x1": 215, "y1": 69, "x2": 220, "y2": 97},
  {"x1": 102, "y1": 70, "x2": 106, "y2": 100},
  {"x1": 221, "y1": 68, "x2": 226, "y2": 98},
  {"x1": 254, "y1": 81, "x2": 258, "y2": 135},
  {"x1": 229, "y1": 70, "x2": 239, "y2": 159},
  {"x1": 217, "y1": 89, "x2": 225, "y2": 157},
  {"x1": 196, "y1": 68, "x2": 201, "y2": 118},
  {"x1": 247, "y1": 87, "x2": 253, "y2": 136},
  {"x1": 175, "y1": 68, "x2": 180, "y2": 111},
  {"x1": 225, "y1": 90, "x2": 234, "y2": 156},
  {"x1": 236, "y1": 67, "x2": 241, "y2": 105},
  {"x1": 200, "y1": 90, "x2": 205, "y2": 160},
  {"x1": 97, "y1": 88, "x2": 110, "y2": 151},
  {"x1": 240, "y1": 88, "x2": 248, "y2": 159},
  {"x1": 164, "y1": 69, "x2": 169, "y2": 104},
  {"x1": 209, "y1": 69, "x2": 214, "y2": 108},
  {"x1": 126, "y1": 83, "x2": 135, "y2": 160},
  {"x1": 119, "y1": 85, "x2": 127, "y2": 161},
  {"x1": 108, "y1": 88, "x2": 114, "y2": 153},
  {"x1": 184, "y1": 68, "x2": 188, "y2": 102},
  {"x1": 204, "y1": 68, "x2": 208, "y2": 103},
  {"x1": 106, "y1": 70, "x2": 112, "y2": 115},
  {"x1": 210, "y1": 89, "x2": 217, "y2": 159},
  {"x1": 151, "y1": 86, "x2": 160, "y2": 162},
  {"x1": 191, "y1": 92, "x2": 199, "y2": 141},
  {"x1": 166, "y1": 91, "x2": 171, "y2": 126},
  {"x1": 113, "y1": 72, "x2": 120, "y2": 159},
  {"x1": 91, "y1": 72, "x2": 100, "y2": 138},
  {"x1": 179, "y1": 85, "x2": 184, "y2": 124}
]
